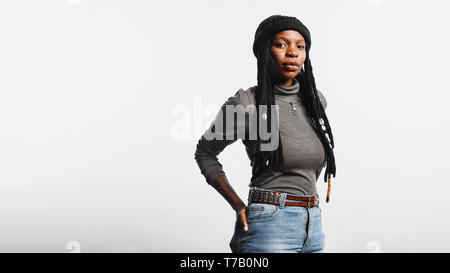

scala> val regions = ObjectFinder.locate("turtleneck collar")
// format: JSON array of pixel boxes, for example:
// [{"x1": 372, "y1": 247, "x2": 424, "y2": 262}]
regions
[{"x1": 273, "y1": 78, "x2": 300, "y2": 95}]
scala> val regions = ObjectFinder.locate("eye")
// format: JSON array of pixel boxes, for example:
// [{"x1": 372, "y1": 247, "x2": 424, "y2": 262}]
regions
[
  {"x1": 275, "y1": 43, "x2": 286, "y2": 48},
  {"x1": 298, "y1": 45, "x2": 305, "y2": 49}
]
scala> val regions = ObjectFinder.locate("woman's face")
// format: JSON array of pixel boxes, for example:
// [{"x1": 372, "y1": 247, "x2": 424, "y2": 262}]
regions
[{"x1": 269, "y1": 30, "x2": 306, "y2": 85}]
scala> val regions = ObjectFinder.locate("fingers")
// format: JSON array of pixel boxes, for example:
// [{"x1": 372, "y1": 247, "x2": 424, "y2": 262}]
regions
[{"x1": 239, "y1": 208, "x2": 248, "y2": 232}]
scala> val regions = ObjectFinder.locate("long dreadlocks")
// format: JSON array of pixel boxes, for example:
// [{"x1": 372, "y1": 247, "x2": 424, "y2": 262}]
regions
[{"x1": 253, "y1": 35, "x2": 336, "y2": 202}]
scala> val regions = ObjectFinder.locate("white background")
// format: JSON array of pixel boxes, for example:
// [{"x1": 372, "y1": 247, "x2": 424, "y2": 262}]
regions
[{"x1": 0, "y1": 0, "x2": 449, "y2": 253}]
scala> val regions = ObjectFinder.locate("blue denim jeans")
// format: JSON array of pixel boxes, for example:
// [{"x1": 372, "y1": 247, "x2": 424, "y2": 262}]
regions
[{"x1": 229, "y1": 187, "x2": 325, "y2": 253}]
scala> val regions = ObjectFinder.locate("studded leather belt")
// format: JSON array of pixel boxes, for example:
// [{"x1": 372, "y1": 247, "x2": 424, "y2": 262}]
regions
[{"x1": 249, "y1": 189, "x2": 319, "y2": 208}]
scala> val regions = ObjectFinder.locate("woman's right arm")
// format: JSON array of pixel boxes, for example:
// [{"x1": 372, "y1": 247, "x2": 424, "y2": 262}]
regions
[
  {"x1": 211, "y1": 175, "x2": 248, "y2": 232},
  {"x1": 194, "y1": 89, "x2": 250, "y2": 232}
]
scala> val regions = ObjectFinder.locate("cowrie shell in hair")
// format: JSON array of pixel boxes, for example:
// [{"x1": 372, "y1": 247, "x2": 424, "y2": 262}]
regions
[
  {"x1": 319, "y1": 118, "x2": 324, "y2": 125},
  {"x1": 262, "y1": 113, "x2": 267, "y2": 120}
]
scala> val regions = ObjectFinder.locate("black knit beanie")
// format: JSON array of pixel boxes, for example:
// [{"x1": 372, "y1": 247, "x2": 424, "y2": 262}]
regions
[{"x1": 253, "y1": 15, "x2": 311, "y2": 58}]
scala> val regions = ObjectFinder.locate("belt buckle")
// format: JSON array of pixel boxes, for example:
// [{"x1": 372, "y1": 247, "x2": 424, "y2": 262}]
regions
[{"x1": 275, "y1": 193, "x2": 281, "y2": 206}]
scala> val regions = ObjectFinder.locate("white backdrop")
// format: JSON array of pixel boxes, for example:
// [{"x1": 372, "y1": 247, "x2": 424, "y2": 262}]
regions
[{"x1": 0, "y1": 0, "x2": 449, "y2": 253}]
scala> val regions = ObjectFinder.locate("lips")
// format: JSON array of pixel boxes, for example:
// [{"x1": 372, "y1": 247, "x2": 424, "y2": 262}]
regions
[{"x1": 282, "y1": 62, "x2": 299, "y2": 71}]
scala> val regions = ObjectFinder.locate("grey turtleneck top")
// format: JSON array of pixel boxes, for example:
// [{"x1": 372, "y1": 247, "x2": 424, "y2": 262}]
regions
[{"x1": 194, "y1": 78, "x2": 328, "y2": 196}]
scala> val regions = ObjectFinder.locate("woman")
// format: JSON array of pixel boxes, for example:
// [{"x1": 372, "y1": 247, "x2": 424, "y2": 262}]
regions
[{"x1": 194, "y1": 15, "x2": 336, "y2": 253}]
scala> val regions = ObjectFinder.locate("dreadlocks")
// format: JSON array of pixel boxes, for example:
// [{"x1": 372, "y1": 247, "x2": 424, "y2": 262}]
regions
[{"x1": 253, "y1": 36, "x2": 336, "y2": 202}]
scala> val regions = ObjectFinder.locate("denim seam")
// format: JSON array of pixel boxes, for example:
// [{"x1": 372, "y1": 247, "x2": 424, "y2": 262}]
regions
[
  {"x1": 237, "y1": 235, "x2": 241, "y2": 253},
  {"x1": 300, "y1": 207, "x2": 310, "y2": 252}
]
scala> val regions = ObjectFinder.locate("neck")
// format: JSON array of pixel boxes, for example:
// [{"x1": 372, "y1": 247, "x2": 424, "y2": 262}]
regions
[{"x1": 273, "y1": 78, "x2": 299, "y2": 95}]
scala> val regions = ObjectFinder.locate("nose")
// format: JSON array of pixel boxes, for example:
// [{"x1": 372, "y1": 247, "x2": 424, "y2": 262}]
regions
[{"x1": 286, "y1": 47, "x2": 298, "y2": 57}]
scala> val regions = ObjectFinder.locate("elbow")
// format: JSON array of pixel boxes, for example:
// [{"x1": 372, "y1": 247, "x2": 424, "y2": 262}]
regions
[{"x1": 194, "y1": 139, "x2": 204, "y2": 162}]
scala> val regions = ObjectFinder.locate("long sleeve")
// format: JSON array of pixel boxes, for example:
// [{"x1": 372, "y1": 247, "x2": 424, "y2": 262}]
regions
[{"x1": 194, "y1": 88, "x2": 250, "y2": 185}]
